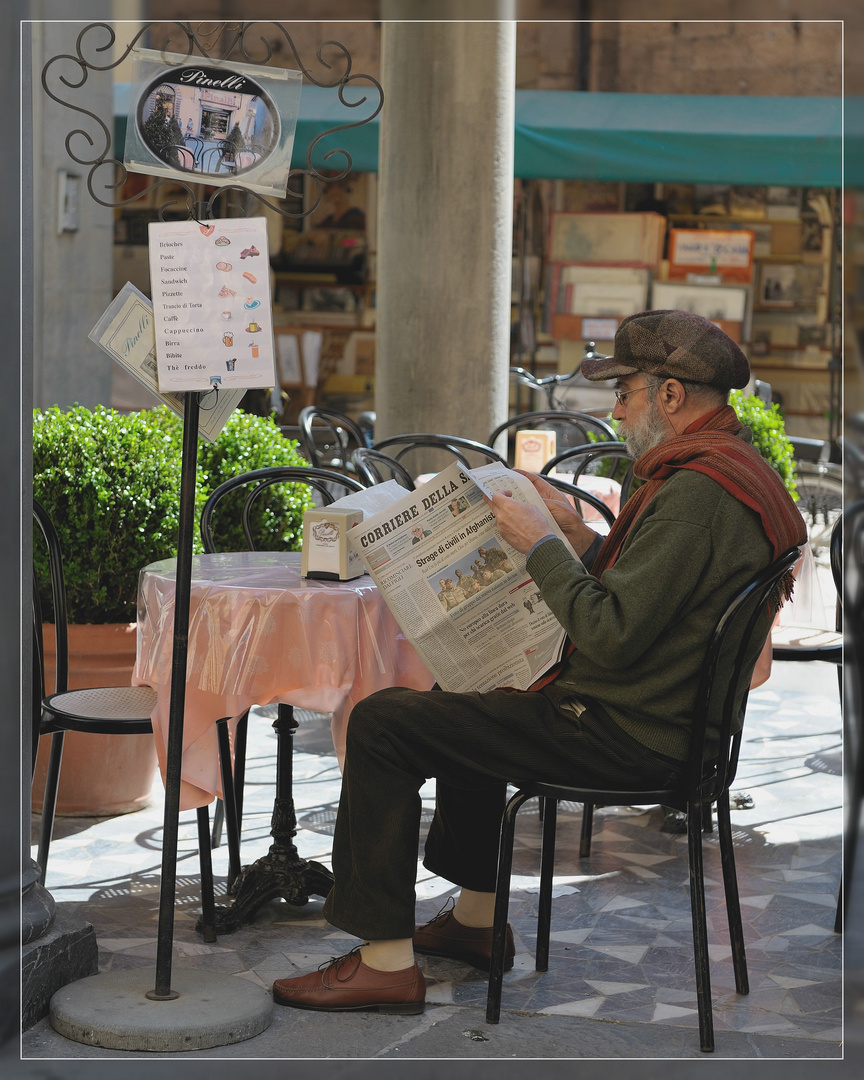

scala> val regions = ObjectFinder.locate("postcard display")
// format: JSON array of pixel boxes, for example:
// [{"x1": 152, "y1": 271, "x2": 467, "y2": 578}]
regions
[
  {"x1": 540, "y1": 185, "x2": 838, "y2": 436},
  {"x1": 662, "y1": 186, "x2": 837, "y2": 437}
]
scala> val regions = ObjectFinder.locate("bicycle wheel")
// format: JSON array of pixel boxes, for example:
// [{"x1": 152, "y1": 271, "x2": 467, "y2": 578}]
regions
[{"x1": 795, "y1": 461, "x2": 843, "y2": 557}]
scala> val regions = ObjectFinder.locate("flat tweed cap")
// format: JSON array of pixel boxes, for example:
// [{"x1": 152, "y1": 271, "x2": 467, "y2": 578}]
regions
[{"x1": 580, "y1": 309, "x2": 750, "y2": 391}]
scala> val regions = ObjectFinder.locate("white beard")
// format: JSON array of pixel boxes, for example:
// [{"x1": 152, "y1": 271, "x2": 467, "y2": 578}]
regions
[{"x1": 619, "y1": 396, "x2": 669, "y2": 460}]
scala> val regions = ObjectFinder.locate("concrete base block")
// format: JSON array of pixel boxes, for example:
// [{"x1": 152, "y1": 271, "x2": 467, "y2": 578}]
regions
[
  {"x1": 49, "y1": 968, "x2": 272, "y2": 1052},
  {"x1": 22, "y1": 904, "x2": 98, "y2": 1031}
]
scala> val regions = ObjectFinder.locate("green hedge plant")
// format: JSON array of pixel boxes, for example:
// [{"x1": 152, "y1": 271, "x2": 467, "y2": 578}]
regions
[
  {"x1": 34, "y1": 404, "x2": 312, "y2": 624},
  {"x1": 728, "y1": 390, "x2": 798, "y2": 499}
]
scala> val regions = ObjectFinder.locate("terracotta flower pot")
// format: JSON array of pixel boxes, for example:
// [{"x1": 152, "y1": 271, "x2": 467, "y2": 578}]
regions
[{"x1": 31, "y1": 622, "x2": 160, "y2": 817}]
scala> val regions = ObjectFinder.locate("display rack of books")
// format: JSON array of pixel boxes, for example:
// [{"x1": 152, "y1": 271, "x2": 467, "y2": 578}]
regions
[{"x1": 661, "y1": 185, "x2": 839, "y2": 440}]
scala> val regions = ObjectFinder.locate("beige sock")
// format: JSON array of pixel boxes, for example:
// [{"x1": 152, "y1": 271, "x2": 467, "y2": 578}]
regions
[
  {"x1": 359, "y1": 938, "x2": 415, "y2": 971},
  {"x1": 453, "y1": 888, "x2": 496, "y2": 928}
]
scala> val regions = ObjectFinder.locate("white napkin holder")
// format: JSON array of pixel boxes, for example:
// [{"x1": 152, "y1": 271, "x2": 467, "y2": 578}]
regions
[
  {"x1": 301, "y1": 507, "x2": 365, "y2": 580},
  {"x1": 514, "y1": 429, "x2": 556, "y2": 473}
]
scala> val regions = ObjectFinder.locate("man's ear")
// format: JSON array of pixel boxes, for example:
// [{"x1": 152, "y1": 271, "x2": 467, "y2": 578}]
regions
[{"x1": 660, "y1": 379, "x2": 688, "y2": 412}]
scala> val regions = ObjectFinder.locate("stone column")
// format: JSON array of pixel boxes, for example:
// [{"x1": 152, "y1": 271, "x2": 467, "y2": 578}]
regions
[
  {"x1": 376, "y1": 7, "x2": 516, "y2": 449},
  {"x1": 19, "y1": 15, "x2": 99, "y2": 1037}
]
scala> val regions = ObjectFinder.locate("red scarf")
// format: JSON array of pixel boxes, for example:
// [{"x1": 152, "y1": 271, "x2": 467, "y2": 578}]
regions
[{"x1": 530, "y1": 405, "x2": 806, "y2": 691}]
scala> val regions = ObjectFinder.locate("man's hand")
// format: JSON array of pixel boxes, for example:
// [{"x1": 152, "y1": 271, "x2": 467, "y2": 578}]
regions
[
  {"x1": 485, "y1": 491, "x2": 552, "y2": 554},
  {"x1": 512, "y1": 471, "x2": 601, "y2": 557}
]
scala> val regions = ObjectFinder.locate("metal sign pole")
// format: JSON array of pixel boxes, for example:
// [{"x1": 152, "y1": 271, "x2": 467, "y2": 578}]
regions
[{"x1": 148, "y1": 390, "x2": 199, "y2": 1000}]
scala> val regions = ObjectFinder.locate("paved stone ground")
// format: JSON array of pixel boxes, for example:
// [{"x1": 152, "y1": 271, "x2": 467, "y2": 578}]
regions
[{"x1": 20, "y1": 561, "x2": 862, "y2": 1063}]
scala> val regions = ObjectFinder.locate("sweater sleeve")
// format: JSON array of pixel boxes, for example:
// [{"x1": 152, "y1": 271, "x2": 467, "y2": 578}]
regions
[{"x1": 526, "y1": 489, "x2": 719, "y2": 669}]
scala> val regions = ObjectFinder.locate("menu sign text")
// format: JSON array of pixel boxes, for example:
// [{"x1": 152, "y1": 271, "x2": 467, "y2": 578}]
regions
[{"x1": 148, "y1": 217, "x2": 277, "y2": 392}]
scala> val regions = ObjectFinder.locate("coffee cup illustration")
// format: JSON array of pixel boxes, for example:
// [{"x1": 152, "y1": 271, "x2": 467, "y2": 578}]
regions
[
  {"x1": 221, "y1": 310, "x2": 232, "y2": 320},
  {"x1": 245, "y1": 321, "x2": 262, "y2": 333},
  {"x1": 222, "y1": 331, "x2": 234, "y2": 347}
]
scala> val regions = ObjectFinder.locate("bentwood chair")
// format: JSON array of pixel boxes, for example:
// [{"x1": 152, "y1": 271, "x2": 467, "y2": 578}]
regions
[
  {"x1": 540, "y1": 442, "x2": 635, "y2": 503},
  {"x1": 200, "y1": 467, "x2": 365, "y2": 870},
  {"x1": 839, "y1": 500, "x2": 864, "y2": 935},
  {"x1": 298, "y1": 405, "x2": 368, "y2": 473},
  {"x1": 350, "y1": 447, "x2": 416, "y2": 490},
  {"x1": 771, "y1": 515, "x2": 843, "y2": 678},
  {"x1": 488, "y1": 410, "x2": 618, "y2": 465},
  {"x1": 539, "y1": 475, "x2": 616, "y2": 530},
  {"x1": 486, "y1": 546, "x2": 801, "y2": 1053},
  {"x1": 32, "y1": 499, "x2": 226, "y2": 941},
  {"x1": 769, "y1": 517, "x2": 844, "y2": 929},
  {"x1": 372, "y1": 433, "x2": 506, "y2": 481}
]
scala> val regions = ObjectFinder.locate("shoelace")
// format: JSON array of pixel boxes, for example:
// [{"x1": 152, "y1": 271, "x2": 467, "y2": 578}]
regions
[
  {"x1": 419, "y1": 894, "x2": 456, "y2": 928},
  {"x1": 317, "y1": 946, "x2": 364, "y2": 983}
]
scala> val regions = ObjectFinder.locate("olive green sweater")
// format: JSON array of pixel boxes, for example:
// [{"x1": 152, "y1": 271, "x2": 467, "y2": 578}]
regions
[{"x1": 526, "y1": 468, "x2": 773, "y2": 762}]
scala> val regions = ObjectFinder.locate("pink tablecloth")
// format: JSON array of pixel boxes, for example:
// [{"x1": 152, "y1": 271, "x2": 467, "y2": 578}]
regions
[
  {"x1": 134, "y1": 551, "x2": 434, "y2": 810},
  {"x1": 562, "y1": 474, "x2": 621, "y2": 522}
]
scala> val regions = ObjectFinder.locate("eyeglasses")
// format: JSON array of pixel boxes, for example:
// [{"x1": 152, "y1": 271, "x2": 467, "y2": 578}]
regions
[{"x1": 614, "y1": 383, "x2": 658, "y2": 407}]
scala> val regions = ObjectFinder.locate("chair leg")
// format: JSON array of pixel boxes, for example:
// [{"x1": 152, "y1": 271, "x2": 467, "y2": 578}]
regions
[
  {"x1": 211, "y1": 709, "x2": 250, "y2": 849},
  {"x1": 233, "y1": 710, "x2": 249, "y2": 839},
  {"x1": 211, "y1": 798, "x2": 225, "y2": 849},
  {"x1": 35, "y1": 730, "x2": 65, "y2": 886},
  {"x1": 715, "y1": 792, "x2": 749, "y2": 995},
  {"x1": 536, "y1": 796, "x2": 558, "y2": 972},
  {"x1": 215, "y1": 717, "x2": 242, "y2": 888},
  {"x1": 579, "y1": 802, "x2": 594, "y2": 858},
  {"x1": 703, "y1": 802, "x2": 714, "y2": 833},
  {"x1": 486, "y1": 789, "x2": 534, "y2": 1024},
  {"x1": 834, "y1": 878, "x2": 843, "y2": 934},
  {"x1": 196, "y1": 806, "x2": 217, "y2": 943},
  {"x1": 836, "y1": 669, "x2": 861, "y2": 934},
  {"x1": 687, "y1": 800, "x2": 715, "y2": 1053}
]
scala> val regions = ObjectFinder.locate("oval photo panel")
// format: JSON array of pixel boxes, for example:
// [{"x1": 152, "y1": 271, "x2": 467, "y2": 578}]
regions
[{"x1": 136, "y1": 64, "x2": 281, "y2": 178}]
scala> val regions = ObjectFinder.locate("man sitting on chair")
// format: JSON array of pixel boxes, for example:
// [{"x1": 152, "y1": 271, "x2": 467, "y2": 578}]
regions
[{"x1": 272, "y1": 310, "x2": 806, "y2": 1014}]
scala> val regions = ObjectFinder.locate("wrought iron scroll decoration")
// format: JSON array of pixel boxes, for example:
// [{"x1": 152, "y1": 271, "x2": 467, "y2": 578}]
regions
[{"x1": 41, "y1": 20, "x2": 383, "y2": 223}]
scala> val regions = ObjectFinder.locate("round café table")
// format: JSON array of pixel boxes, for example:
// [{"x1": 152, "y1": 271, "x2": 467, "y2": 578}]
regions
[{"x1": 135, "y1": 550, "x2": 433, "y2": 931}]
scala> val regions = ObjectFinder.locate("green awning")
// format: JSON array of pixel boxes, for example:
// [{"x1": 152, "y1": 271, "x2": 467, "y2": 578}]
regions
[
  {"x1": 513, "y1": 91, "x2": 842, "y2": 187},
  {"x1": 114, "y1": 85, "x2": 849, "y2": 188},
  {"x1": 848, "y1": 96, "x2": 864, "y2": 190}
]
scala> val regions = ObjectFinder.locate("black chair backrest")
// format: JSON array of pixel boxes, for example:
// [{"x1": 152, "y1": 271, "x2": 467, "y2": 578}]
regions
[
  {"x1": 32, "y1": 501, "x2": 70, "y2": 772},
  {"x1": 539, "y1": 475, "x2": 616, "y2": 529},
  {"x1": 488, "y1": 410, "x2": 618, "y2": 460},
  {"x1": 372, "y1": 433, "x2": 506, "y2": 477},
  {"x1": 298, "y1": 406, "x2": 367, "y2": 470},
  {"x1": 830, "y1": 508, "x2": 844, "y2": 600},
  {"x1": 33, "y1": 500, "x2": 68, "y2": 696},
  {"x1": 691, "y1": 546, "x2": 801, "y2": 801},
  {"x1": 200, "y1": 466, "x2": 365, "y2": 553},
  {"x1": 540, "y1": 442, "x2": 635, "y2": 502},
  {"x1": 351, "y1": 448, "x2": 416, "y2": 490}
]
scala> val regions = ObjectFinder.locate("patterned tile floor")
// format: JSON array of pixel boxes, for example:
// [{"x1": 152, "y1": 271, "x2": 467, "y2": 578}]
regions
[{"x1": 23, "y1": 565, "x2": 850, "y2": 1058}]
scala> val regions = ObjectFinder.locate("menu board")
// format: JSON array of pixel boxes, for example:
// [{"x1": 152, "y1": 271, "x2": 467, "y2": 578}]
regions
[{"x1": 148, "y1": 217, "x2": 277, "y2": 392}]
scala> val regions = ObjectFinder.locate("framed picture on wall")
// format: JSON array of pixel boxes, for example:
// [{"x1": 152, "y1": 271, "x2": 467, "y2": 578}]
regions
[
  {"x1": 766, "y1": 186, "x2": 802, "y2": 219},
  {"x1": 651, "y1": 281, "x2": 748, "y2": 323},
  {"x1": 759, "y1": 263, "x2": 798, "y2": 307}
]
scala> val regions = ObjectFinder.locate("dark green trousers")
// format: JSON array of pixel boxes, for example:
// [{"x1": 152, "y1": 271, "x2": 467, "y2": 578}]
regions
[{"x1": 321, "y1": 686, "x2": 683, "y2": 941}]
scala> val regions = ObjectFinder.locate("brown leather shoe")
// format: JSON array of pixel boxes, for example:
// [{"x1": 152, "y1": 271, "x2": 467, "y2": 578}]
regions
[
  {"x1": 272, "y1": 948, "x2": 425, "y2": 1014},
  {"x1": 413, "y1": 904, "x2": 515, "y2": 972}
]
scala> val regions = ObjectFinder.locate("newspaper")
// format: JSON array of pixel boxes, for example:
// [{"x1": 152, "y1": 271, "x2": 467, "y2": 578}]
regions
[{"x1": 342, "y1": 460, "x2": 583, "y2": 693}]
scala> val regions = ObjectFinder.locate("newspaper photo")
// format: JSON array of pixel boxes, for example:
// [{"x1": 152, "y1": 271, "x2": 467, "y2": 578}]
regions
[{"x1": 343, "y1": 460, "x2": 584, "y2": 694}]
